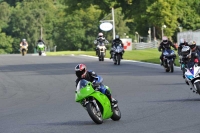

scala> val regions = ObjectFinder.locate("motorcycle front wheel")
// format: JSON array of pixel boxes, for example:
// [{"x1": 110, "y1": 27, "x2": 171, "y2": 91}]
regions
[
  {"x1": 22, "y1": 49, "x2": 26, "y2": 56},
  {"x1": 39, "y1": 51, "x2": 42, "y2": 56},
  {"x1": 170, "y1": 60, "x2": 174, "y2": 73},
  {"x1": 111, "y1": 105, "x2": 121, "y2": 121},
  {"x1": 194, "y1": 81, "x2": 200, "y2": 94},
  {"x1": 117, "y1": 54, "x2": 121, "y2": 65},
  {"x1": 86, "y1": 103, "x2": 103, "y2": 124},
  {"x1": 100, "y1": 52, "x2": 104, "y2": 61}
]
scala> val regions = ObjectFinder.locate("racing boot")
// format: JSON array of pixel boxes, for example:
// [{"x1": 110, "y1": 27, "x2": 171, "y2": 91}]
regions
[{"x1": 105, "y1": 90, "x2": 118, "y2": 106}]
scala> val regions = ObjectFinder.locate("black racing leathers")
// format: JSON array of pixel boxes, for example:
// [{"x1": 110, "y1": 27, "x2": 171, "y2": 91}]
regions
[
  {"x1": 158, "y1": 41, "x2": 177, "y2": 64},
  {"x1": 75, "y1": 70, "x2": 112, "y2": 102},
  {"x1": 94, "y1": 37, "x2": 108, "y2": 55},
  {"x1": 110, "y1": 39, "x2": 124, "y2": 58},
  {"x1": 37, "y1": 39, "x2": 45, "y2": 45},
  {"x1": 75, "y1": 70, "x2": 98, "y2": 87}
]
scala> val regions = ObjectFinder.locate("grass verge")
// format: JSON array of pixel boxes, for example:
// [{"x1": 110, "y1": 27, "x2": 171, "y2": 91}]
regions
[{"x1": 46, "y1": 49, "x2": 180, "y2": 66}]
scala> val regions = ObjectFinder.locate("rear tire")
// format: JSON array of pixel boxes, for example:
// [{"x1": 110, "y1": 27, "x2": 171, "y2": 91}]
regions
[
  {"x1": 111, "y1": 106, "x2": 121, "y2": 121},
  {"x1": 86, "y1": 103, "x2": 103, "y2": 124}
]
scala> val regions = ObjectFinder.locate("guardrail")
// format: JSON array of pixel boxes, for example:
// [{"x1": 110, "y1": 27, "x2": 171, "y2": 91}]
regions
[{"x1": 133, "y1": 41, "x2": 159, "y2": 50}]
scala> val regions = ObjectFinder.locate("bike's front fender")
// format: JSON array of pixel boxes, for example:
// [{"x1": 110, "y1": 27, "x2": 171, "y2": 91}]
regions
[{"x1": 89, "y1": 91, "x2": 113, "y2": 119}]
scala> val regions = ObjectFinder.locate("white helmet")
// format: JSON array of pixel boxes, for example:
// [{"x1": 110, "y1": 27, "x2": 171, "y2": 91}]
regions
[
  {"x1": 188, "y1": 40, "x2": 196, "y2": 49},
  {"x1": 98, "y1": 32, "x2": 103, "y2": 37},
  {"x1": 22, "y1": 39, "x2": 26, "y2": 42},
  {"x1": 181, "y1": 46, "x2": 191, "y2": 58},
  {"x1": 162, "y1": 36, "x2": 168, "y2": 44}
]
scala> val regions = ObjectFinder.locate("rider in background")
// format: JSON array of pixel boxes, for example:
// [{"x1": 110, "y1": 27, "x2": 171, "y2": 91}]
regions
[
  {"x1": 158, "y1": 36, "x2": 177, "y2": 66},
  {"x1": 188, "y1": 41, "x2": 200, "y2": 56},
  {"x1": 94, "y1": 32, "x2": 109, "y2": 55},
  {"x1": 178, "y1": 38, "x2": 188, "y2": 56},
  {"x1": 110, "y1": 35, "x2": 125, "y2": 59},
  {"x1": 36, "y1": 38, "x2": 45, "y2": 50},
  {"x1": 20, "y1": 39, "x2": 28, "y2": 51},
  {"x1": 37, "y1": 38, "x2": 45, "y2": 45},
  {"x1": 178, "y1": 38, "x2": 188, "y2": 68},
  {"x1": 181, "y1": 45, "x2": 200, "y2": 68}
]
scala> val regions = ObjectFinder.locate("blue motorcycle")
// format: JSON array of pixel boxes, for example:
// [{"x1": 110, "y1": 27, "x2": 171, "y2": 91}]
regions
[{"x1": 161, "y1": 49, "x2": 176, "y2": 72}]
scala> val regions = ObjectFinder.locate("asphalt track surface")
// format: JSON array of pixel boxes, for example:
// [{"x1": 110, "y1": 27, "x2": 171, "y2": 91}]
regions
[{"x1": 1, "y1": 54, "x2": 200, "y2": 133}]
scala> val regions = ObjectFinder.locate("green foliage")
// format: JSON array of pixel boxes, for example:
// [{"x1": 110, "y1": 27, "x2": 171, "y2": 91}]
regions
[
  {"x1": 54, "y1": 5, "x2": 102, "y2": 51},
  {"x1": 0, "y1": 0, "x2": 200, "y2": 53},
  {"x1": 0, "y1": 2, "x2": 13, "y2": 53},
  {"x1": 146, "y1": 0, "x2": 179, "y2": 37},
  {"x1": 0, "y1": 32, "x2": 13, "y2": 53},
  {"x1": 6, "y1": 0, "x2": 58, "y2": 53}
]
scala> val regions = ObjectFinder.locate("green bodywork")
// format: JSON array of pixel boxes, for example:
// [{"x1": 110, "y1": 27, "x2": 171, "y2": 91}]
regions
[
  {"x1": 37, "y1": 42, "x2": 45, "y2": 52},
  {"x1": 75, "y1": 79, "x2": 113, "y2": 119}
]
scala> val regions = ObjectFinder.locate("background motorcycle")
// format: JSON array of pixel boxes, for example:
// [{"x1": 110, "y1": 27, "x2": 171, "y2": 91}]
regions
[
  {"x1": 184, "y1": 59, "x2": 200, "y2": 94},
  {"x1": 179, "y1": 56, "x2": 186, "y2": 78},
  {"x1": 20, "y1": 45, "x2": 28, "y2": 56},
  {"x1": 37, "y1": 42, "x2": 45, "y2": 56},
  {"x1": 112, "y1": 44, "x2": 123, "y2": 65},
  {"x1": 161, "y1": 49, "x2": 176, "y2": 72},
  {"x1": 75, "y1": 78, "x2": 121, "y2": 124},
  {"x1": 97, "y1": 42, "x2": 106, "y2": 61}
]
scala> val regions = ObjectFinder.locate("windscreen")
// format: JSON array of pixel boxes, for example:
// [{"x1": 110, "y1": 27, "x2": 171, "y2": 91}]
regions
[{"x1": 76, "y1": 79, "x2": 89, "y2": 92}]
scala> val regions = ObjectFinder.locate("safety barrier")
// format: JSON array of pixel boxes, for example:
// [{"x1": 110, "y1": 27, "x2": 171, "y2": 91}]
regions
[
  {"x1": 177, "y1": 29, "x2": 200, "y2": 45},
  {"x1": 133, "y1": 41, "x2": 160, "y2": 50}
]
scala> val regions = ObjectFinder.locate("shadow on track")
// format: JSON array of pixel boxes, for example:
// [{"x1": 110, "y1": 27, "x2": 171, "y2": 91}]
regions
[
  {"x1": 0, "y1": 63, "x2": 77, "y2": 75},
  {"x1": 0, "y1": 61, "x2": 182, "y2": 77},
  {"x1": 45, "y1": 120, "x2": 94, "y2": 126},
  {"x1": 148, "y1": 98, "x2": 200, "y2": 103}
]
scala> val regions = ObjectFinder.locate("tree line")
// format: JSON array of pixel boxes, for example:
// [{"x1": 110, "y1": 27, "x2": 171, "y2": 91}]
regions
[{"x1": 0, "y1": 0, "x2": 199, "y2": 53}]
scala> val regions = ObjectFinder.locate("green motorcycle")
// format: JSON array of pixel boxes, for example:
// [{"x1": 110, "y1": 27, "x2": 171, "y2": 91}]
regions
[
  {"x1": 75, "y1": 79, "x2": 121, "y2": 124},
  {"x1": 36, "y1": 42, "x2": 45, "y2": 56}
]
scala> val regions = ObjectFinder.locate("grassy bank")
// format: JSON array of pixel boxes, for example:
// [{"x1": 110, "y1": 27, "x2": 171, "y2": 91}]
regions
[{"x1": 46, "y1": 49, "x2": 179, "y2": 65}]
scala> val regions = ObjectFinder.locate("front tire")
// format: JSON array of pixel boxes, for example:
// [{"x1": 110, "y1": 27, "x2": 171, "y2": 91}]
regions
[
  {"x1": 165, "y1": 68, "x2": 170, "y2": 72},
  {"x1": 111, "y1": 106, "x2": 121, "y2": 121},
  {"x1": 170, "y1": 60, "x2": 174, "y2": 73},
  {"x1": 86, "y1": 103, "x2": 103, "y2": 124},
  {"x1": 22, "y1": 49, "x2": 25, "y2": 56},
  {"x1": 39, "y1": 51, "x2": 42, "y2": 56},
  {"x1": 194, "y1": 81, "x2": 200, "y2": 94},
  {"x1": 117, "y1": 54, "x2": 121, "y2": 65},
  {"x1": 100, "y1": 52, "x2": 104, "y2": 61}
]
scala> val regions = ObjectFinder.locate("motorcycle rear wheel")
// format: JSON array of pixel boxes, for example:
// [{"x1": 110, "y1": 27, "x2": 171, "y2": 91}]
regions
[{"x1": 86, "y1": 103, "x2": 103, "y2": 124}]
